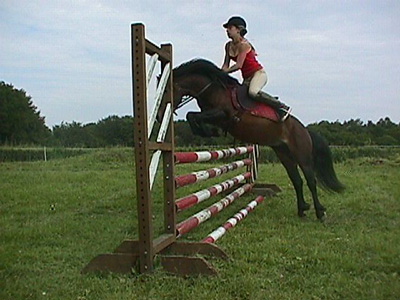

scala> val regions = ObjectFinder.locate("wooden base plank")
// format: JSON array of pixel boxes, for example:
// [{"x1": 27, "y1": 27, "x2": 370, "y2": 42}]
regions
[
  {"x1": 81, "y1": 253, "x2": 139, "y2": 274},
  {"x1": 161, "y1": 256, "x2": 218, "y2": 276},
  {"x1": 162, "y1": 242, "x2": 229, "y2": 259},
  {"x1": 113, "y1": 240, "x2": 139, "y2": 254},
  {"x1": 252, "y1": 183, "x2": 281, "y2": 197}
]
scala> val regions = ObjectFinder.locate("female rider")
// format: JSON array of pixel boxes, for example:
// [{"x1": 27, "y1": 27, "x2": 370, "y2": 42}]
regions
[{"x1": 221, "y1": 16, "x2": 291, "y2": 121}]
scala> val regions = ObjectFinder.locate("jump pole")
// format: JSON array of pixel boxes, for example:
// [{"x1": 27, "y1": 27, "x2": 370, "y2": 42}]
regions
[{"x1": 202, "y1": 195, "x2": 264, "y2": 243}]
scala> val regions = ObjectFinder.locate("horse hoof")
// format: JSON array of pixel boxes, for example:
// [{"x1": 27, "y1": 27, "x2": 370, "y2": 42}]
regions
[
  {"x1": 298, "y1": 211, "x2": 306, "y2": 218},
  {"x1": 316, "y1": 210, "x2": 326, "y2": 222}
]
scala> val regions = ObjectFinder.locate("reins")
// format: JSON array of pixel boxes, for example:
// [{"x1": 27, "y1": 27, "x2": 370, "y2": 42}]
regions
[{"x1": 175, "y1": 81, "x2": 214, "y2": 110}]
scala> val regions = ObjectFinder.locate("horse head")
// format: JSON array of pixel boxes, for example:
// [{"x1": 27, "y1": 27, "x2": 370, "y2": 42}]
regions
[
  {"x1": 155, "y1": 75, "x2": 193, "y2": 122},
  {"x1": 157, "y1": 58, "x2": 239, "y2": 122}
]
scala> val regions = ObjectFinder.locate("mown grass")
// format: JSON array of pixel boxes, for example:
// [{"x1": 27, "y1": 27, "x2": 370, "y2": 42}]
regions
[{"x1": 1, "y1": 148, "x2": 399, "y2": 299}]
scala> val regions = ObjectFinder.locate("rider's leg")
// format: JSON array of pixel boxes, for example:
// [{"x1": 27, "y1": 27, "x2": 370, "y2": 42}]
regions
[
  {"x1": 247, "y1": 69, "x2": 268, "y2": 97},
  {"x1": 257, "y1": 92, "x2": 291, "y2": 122},
  {"x1": 247, "y1": 69, "x2": 291, "y2": 121},
  {"x1": 257, "y1": 91, "x2": 291, "y2": 111}
]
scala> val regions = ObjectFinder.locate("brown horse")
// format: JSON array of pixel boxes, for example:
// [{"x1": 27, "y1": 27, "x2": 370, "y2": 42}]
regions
[{"x1": 162, "y1": 59, "x2": 344, "y2": 220}]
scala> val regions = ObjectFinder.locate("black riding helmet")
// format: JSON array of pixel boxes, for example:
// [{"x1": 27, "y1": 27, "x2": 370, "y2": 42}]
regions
[
  {"x1": 223, "y1": 16, "x2": 247, "y2": 29},
  {"x1": 223, "y1": 16, "x2": 247, "y2": 36}
]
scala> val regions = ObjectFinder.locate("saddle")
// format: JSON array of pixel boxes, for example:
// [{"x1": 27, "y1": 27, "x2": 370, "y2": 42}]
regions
[{"x1": 230, "y1": 85, "x2": 279, "y2": 122}]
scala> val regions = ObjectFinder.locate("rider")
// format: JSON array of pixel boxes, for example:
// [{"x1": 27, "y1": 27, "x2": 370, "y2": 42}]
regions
[{"x1": 221, "y1": 16, "x2": 291, "y2": 121}]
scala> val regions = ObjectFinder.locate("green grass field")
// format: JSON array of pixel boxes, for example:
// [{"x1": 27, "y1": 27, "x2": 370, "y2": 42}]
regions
[{"x1": 1, "y1": 148, "x2": 399, "y2": 299}]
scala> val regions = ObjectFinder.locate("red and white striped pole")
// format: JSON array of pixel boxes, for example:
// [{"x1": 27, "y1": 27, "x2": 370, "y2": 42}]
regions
[
  {"x1": 202, "y1": 195, "x2": 264, "y2": 243},
  {"x1": 176, "y1": 183, "x2": 253, "y2": 237},
  {"x1": 175, "y1": 159, "x2": 252, "y2": 188},
  {"x1": 175, "y1": 146, "x2": 253, "y2": 164},
  {"x1": 175, "y1": 172, "x2": 251, "y2": 212}
]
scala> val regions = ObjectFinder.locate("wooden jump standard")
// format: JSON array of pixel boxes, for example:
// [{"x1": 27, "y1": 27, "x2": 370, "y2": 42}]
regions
[{"x1": 82, "y1": 23, "x2": 278, "y2": 276}]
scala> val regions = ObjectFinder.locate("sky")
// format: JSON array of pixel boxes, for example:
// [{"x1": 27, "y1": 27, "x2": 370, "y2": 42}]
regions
[{"x1": 1, "y1": 0, "x2": 399, "y2": 127}]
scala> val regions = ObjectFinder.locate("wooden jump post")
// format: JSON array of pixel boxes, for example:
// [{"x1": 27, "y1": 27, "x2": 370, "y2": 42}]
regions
[{"x1": 82, "y1": 23, "x2": 279, "y2": 276}]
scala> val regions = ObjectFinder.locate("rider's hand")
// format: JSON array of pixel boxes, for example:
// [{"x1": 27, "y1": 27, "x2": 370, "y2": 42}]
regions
[{"x1": 221, "y1": 66, "x2": 229, "y2": 73}]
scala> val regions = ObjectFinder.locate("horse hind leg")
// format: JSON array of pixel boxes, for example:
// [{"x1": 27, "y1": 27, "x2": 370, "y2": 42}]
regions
[
  {"x1": 284, "y1": 123, "x2": 326, "y2": 220},
  {"x1": 273, "y1": 146, "x2": 310, "y2": 217},
  {"x1": 301, "y1": 165, "x2": 326, "y2": 220},
  {"x1": 286, "y1": 146, "x2": 326, "y2": 220}
]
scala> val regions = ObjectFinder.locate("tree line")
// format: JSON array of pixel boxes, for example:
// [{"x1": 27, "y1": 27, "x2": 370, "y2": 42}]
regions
[{"x1": 1, "y1": 81, "x2": 399, "y2": 147}]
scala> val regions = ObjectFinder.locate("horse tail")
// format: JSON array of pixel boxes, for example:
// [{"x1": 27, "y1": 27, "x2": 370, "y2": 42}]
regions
[{"x1": 309, "y1": 130, "x2": 345, "y2": 193}]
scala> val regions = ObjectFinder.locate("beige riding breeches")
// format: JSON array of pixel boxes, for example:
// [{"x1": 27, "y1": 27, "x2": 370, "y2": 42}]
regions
[{"x1": 243, "y1": 69, "x2": 268, "y2": 97}]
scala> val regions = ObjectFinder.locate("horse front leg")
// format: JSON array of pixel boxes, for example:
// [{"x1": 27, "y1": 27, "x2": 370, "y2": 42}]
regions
[
  {"x1": 187, "y1": 112, "x2": 208, "y2": 137},
  {"x1": 300, "y1": 166, "x2": 326, "y2": 220},
  {"x1": 187, "y1": 109, "x2": 226, "y2": 137}
]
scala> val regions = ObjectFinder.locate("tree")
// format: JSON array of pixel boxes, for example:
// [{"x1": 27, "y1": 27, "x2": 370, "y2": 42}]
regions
[
  {"x1": 52, "y1": 121, "x2": 89, "y2": 147},
  {"x1": 0, "y1": 81, "x2": 50, "y2": 145},
  {"x1": 307, "y1": 118, "x2": 399, "y2": 146},
  {"x1": 95, "y1": 115, "x2": 134, "y2": 146}
]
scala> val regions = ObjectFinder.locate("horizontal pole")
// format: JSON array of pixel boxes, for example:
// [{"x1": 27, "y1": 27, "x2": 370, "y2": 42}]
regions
[
  {"x1": 148, "y1": 142, "x2": 172, "y2": 151},
  {"x1": 145, "y1": 40, "x2": 171, "y2": 63},
  {"x1": 174, "y1": 146, "x2": 254, "y2": 164},
  {"x1": 175, "y1": 159, "x2": 252, "y2": 188},
  {"x1": 202, "y1": 195, "x2": 264, "y2": 243},
  {"x1": 176, "y1": 183, "x2": 253, "y2": 237},
  {"x1": 176, "y1": 172, "x2": 251, "y2": 212}
]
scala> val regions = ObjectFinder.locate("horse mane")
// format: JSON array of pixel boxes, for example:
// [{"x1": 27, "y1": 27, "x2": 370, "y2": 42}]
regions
[{"x1": 173, "y1": 58, "x2": 239, "y2": 86}]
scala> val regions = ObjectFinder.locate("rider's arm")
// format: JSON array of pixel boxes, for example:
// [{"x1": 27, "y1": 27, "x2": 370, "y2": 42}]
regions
[
  {"x1": 221, "y1": 42, "x2": 231, "y2": 72},
  {"x1": 224, "y1": 43, "x2": 251, "y2": 73}
]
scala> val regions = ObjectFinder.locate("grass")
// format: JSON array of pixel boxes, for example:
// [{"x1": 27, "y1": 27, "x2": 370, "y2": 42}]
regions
[{"x1": 1, "y1": 149, "x2": 399, "y2": 299}]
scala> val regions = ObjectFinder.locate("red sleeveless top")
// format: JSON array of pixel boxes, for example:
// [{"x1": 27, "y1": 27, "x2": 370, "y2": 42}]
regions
[{"x1": 231, "y1": 50, "x2": 263, "y2": 79}]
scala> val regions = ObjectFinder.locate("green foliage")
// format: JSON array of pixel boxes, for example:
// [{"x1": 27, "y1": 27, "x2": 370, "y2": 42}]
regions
[
  {"x1": 330, "y1": 146, "x2": 400, "y2": 163},
  {"x1": 307, "y1": 117, "x2": 400, "y2": 146},
  {"x1": 50, "y1": 117, "x2": 399, "y2": 148},
  {"x1": 51, "y1": 116, "x2": 133, "y2": 147},
  {"x1": 95, "y1": 115, "x2": 133, "y2": 147},
  {"x1": 0, "y1": 81, "x2": 51, "y2": 145},
  {"x1": 1, "y1": 82, "x2": 398, "y2": 148},
  {"x1": 52, "y1": 121, "x2": 91, "y2": 147}
]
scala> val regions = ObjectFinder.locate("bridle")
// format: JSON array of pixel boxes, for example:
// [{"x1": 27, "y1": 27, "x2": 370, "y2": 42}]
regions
[{"x1": 175, "y1": 81, "x2": 214, "y2": 110}]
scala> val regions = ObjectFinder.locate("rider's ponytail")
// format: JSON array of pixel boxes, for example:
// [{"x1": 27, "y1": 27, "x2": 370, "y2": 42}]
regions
[{"x1": 238, "y1": 26, "x2": 247, "y2": 37}]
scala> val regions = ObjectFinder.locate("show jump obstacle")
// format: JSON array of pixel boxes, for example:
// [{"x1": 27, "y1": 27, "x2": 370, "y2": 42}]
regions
[{"x1": 82, "y1": 23, "x2": 279, "y2": 276}]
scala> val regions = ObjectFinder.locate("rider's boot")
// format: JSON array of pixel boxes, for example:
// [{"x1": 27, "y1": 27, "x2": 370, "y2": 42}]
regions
[{"x1": 254, "y1": 91, "x2": 291, "y2": 122}]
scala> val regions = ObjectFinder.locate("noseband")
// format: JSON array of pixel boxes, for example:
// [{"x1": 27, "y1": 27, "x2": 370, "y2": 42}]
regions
[{"x1": 175, "y1": 81, "x2": 214, "y2": 110}]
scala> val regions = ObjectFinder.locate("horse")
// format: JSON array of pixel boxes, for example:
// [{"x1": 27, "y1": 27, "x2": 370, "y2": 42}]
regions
[{"x1": 160, "y1": 58, "x2": 344, "y2": 220}]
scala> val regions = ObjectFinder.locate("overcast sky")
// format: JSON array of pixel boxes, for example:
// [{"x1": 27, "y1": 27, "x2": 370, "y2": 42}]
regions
[{"x1": 1, "y1": 0, "x2": 399, "y2": 127}]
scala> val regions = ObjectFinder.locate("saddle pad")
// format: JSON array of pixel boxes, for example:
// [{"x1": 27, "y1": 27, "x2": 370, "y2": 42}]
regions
[{"x1": 234, "y1": 85, "x2": 279, "y2": 122}]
